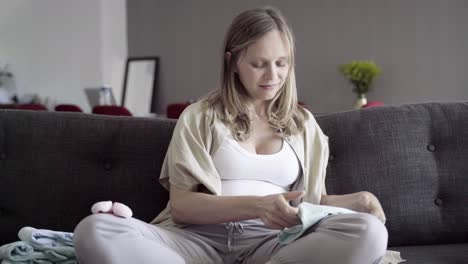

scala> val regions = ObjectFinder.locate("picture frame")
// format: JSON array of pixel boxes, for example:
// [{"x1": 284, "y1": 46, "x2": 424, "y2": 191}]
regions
[{"x1": 121, "y1": 56, "x2": 159, "y2": 116}]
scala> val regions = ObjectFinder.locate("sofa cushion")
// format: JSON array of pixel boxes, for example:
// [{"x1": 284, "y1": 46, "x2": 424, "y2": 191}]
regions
[{"x1": 315, "y1": 102, "x2": 468, "y2": 246}]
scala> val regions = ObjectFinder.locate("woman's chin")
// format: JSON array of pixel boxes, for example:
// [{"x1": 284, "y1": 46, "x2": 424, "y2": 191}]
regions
[
  {"x1": 247, "y1": 89, "x2": 280, "y2": 103},
  {"x1": 252, "y1": 95, "x2": 276, "y2": 103}
]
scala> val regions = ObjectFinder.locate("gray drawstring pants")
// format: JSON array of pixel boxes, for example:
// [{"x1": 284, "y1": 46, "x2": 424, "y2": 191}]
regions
[{"x1": 73, "y1": 212, "x2": 387, "y2": 264}]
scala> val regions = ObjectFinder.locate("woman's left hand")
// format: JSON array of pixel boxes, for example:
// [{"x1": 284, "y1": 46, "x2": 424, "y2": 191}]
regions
[
  {"x1": 356, "y1": 191, "x2": 386, "y2": 224},
  {"x1": 321, "y1": 191, "x2": 386, "y2": 224}
]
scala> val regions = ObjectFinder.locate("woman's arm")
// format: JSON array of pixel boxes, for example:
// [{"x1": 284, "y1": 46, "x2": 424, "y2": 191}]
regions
[
  {"x1": 320, "y1": 191, "x2": 386, "y2": 223},
  {"x1": 170, "y1": 185, "x2": 304, "y2": 229}
]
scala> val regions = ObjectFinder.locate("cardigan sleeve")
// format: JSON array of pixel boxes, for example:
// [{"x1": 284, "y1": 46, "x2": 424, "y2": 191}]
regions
[
  {"x1": 159, "y1": 102, "x2": 221, "y2": 194},
  {"x1": 303, "y1": 110, "x2": 330, "y2": 204}
]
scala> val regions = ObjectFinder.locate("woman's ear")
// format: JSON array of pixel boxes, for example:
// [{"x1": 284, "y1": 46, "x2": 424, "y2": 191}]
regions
[
  {"x1": 225, "y1": 52, "x2": 237, "y2": 73},
  {"x1": 225, "y1": 52, "x2": 232, "y2": 63}
]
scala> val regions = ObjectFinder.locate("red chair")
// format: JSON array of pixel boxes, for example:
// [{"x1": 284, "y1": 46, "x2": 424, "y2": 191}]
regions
[
  {"x1": 92, "y1": 105, "x2": 132, "y2": 116},
  {"x1": 362, "y1": 101, "x2": 384, "y2": 108},
  {"x1": 55, "y1": 104, "x2": 83, "y2": 112},
  {"x1": 298, "y1": 101, "x2": 309, "y2": 110},
  {"x1": 166, "y1": 102, "x2": 191, "y2": 119},
  {"x1": 16, "y1": 104, "x2": 48, "y2": 111}
]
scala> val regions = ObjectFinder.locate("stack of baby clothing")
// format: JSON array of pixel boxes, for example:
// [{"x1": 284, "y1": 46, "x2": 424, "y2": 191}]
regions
[
  {"x1": 278, "y1": 203, "x2": 405, "y2": 264},
  {"x1": 0, "y1": 227, "x2": 76, "y2": 264}
]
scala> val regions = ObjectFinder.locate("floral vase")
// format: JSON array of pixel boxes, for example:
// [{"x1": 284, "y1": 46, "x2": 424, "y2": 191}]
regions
[{"x1": 354, "y1": 94, "x2": 367, "y2": 109}]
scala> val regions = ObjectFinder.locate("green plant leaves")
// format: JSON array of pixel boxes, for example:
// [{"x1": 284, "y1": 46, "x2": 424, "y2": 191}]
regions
[{"x1": 339, "y1": 60, "x2": 381, "y2": 95}]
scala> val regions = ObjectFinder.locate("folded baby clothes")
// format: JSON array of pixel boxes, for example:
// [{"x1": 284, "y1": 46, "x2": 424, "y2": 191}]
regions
[
  {"x1": 2, "y1": 259, "x2": 51, "y2": 264},
  {"x1": 2, "y1": 259, "x2": 52, "y2": 264},
  {"x1": 18, "y1": 227, "x2": 73, "y2": 248},
  {"x1": 0, "y1": 227, "x2": 77, "y2": 264},
  {"x1": 17, "y1": 227, "x2": 75, "y2": 259},
  {"x1": 0, "y1": 241, "x2": 43, "y2": 262},
  {"x1": 278, "y1": 202, "x2": 405, "y2": 264},
  {"x1": 278, "y1": 202, "x2": 356, "y2": 245},
  {"x1": 379, "y1": 250, "x2": 406, "y2": 264},
  {"x1": 1, "y1": 259, "x2": 77, "y2": 264},
  {"x1": 0, "y1": 240, "x2": 76, "y2": 264}
]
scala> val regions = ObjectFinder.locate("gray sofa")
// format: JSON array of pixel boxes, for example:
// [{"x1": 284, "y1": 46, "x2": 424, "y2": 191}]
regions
[{"x1": 0, "y1": 102, "x2": 467, "y2": 263}]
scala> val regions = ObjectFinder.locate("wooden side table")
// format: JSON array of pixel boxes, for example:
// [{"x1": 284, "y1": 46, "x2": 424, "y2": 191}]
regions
[{"x1": 0, "y1": 104, "x2": 17, "y2": 109}]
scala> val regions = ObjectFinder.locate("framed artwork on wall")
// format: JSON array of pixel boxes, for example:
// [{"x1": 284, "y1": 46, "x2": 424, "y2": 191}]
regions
[{"x1": 121, "y1": 56, "x2": 159, "y2": 116}]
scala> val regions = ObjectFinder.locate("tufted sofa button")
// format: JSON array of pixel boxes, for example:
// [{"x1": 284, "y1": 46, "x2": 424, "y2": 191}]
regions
[
  {"x1": 0, "y1": 153, "x2": 6, "y2": 160},
  {"x1": 427, "y1": 144, "x2": 436, "y2": 152},
  {"x1": 329, "y1": 155, "x2": 334, "y2": 161},
  {"x1": 434, "y1": 198, "x2": 443, "y2": 206},
  {"x1": 103, "y1": 162, "x2": 112, "y2": 171}
]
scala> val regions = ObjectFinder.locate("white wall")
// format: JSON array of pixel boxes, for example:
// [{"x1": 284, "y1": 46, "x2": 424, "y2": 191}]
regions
[
  {"x1": 101, "y1": 0, "x2": 128, "y2": 106},
  {"x1": 0, "y1": 0, "x2": 127, "y2": 112},
  {"x1": 127, "y1": 0, "x2": 468, "y2": 114}
]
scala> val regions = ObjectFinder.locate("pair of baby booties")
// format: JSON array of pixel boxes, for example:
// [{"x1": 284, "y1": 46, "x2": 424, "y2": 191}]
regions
[{"x1": 91, "y1": 201, "x2": 133, "y2": 218}]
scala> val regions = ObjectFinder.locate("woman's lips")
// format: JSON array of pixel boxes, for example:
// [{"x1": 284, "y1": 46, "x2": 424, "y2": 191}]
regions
[{"x1": 259, "y1": 84, "x2": 278, "y2": 90}]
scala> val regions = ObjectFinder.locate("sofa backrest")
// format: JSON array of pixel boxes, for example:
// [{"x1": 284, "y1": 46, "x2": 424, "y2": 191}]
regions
[
  {"x1": 0, "y1": 111, "x2": 174, "y2": 245},
  {"x1": 1, "y1": 102, "x2": 467, "y2": 247},
  {"x1": 316, "y1": 102, "x2": 468, "y2": 246}
]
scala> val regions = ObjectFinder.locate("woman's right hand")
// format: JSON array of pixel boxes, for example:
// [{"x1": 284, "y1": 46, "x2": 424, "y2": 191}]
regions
[{"x1": 256, "y1": 191, "x2": 304, "y2": 230}]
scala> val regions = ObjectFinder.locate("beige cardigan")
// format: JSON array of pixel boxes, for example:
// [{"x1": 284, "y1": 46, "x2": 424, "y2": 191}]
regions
[{"x1": 151, "y1": 100, "x2": 329, "y2": 227}]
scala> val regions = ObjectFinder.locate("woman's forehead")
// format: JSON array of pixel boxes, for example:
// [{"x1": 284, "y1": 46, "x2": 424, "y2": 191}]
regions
[{"x1": 241, "y1": 30, "x2": 290, "y2": 61}]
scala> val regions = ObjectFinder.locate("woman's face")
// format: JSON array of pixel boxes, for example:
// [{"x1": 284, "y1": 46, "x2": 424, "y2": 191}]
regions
[{"x1": 236, "y1": 30, "x2": 290, "y2": 107}]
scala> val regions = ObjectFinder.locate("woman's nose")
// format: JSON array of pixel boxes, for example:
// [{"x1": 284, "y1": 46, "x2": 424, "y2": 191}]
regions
[{"x1": 265, "y1": 65, "x2": 277, "y2": 80}]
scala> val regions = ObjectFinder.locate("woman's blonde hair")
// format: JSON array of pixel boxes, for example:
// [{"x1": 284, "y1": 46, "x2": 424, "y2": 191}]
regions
[{"x1": 206, "y1": 6, "x2": 308, "y2": 141}]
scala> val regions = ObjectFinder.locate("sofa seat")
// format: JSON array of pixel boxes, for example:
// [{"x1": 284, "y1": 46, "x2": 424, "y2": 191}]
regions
[{"x1": 390, "y1": 243, "x2": 468, "y2": 264}]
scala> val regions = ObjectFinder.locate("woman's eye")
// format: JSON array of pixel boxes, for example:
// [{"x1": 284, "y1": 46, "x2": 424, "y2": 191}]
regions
[
  {"x1": 277, "y1": 61, "x2": 288, "y2": 67},
  {"x1": 251, "y1": 61, "x2": 287, "y2": 68},
  {"x1": 252, "y1": 62, "x2": 263, "y2": 68}
]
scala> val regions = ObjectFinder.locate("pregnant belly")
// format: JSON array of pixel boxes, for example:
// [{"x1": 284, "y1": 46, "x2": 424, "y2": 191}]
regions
[{"x1": 221, "y1": 180, "x2": 288, "y2": 196}]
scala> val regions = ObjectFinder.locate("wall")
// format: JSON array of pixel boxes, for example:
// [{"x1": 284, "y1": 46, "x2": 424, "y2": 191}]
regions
[
  {"x1": 0, "y1": 0, "x2": 127, "y2": 112},
  {"x1": 127, "y1": 0, "x2": 468, "y2": 114},
  {"x1": 101, "y1": 0, "x2": 128, "y2": 107}
]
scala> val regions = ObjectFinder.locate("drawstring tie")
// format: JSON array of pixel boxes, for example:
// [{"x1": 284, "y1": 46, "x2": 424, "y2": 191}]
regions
[{"x1": 225, "y1": 221, "x2": 244, "y2": 252}]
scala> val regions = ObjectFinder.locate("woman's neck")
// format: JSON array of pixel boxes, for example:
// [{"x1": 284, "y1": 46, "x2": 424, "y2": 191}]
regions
[{"x1": 252, "y1": 102, "x2": 269, "y2": 120}]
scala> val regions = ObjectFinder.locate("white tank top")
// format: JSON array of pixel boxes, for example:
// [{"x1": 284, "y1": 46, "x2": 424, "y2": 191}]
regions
[{"x1": 212, "y1": 135, "x2": 300, "y2": 196}]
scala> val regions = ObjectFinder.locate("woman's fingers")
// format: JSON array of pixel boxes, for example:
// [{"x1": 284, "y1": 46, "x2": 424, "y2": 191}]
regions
[
  {"x1": 272, "y1": 199, "x2": 300, "y2": 228},
  {"x1": 270, "y1": 216, "x2": 290, "y2": 229},
  {"x1": 259, "y1": 193, "x2": 301, "y2": 229},
  {"x1": 275, "y1": 194, "x2": 301, "y2": 225},
  {"x1": 275, "y1": 208, "x2": 300, "y2": 227},
  {"x1": 277, "y1": 208, "x2": 301, "y2": 227},
  {"x1": 281, "y1": 191, "x2": 305, "y2": 201},
  {"x1": 262, "y1": 216, "x2": 286, "y2": 230},
  {"x1": 262, "y1": 210, "x2": 290, "y2": 229}
]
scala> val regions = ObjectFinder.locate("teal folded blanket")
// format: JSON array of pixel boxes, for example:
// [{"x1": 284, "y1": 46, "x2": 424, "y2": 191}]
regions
[
  {"x1": 278, "y1": 202, "x2": 356, "y2": 244},
  {"x1": 0, "y1": 227, "x2": 76, "y2": 264},
  {"x1": 0, "y1": 241, "x2": 44, "y2": 262},
  {"x1": 18, "y1": 227, "x2": 75, "y2": 258}
]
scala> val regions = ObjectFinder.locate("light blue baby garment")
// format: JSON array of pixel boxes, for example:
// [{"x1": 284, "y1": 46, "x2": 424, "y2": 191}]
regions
[
  {"x1": 18, "y1": 227, "x2": 73, "y2": 248},
  {"x1": 0, "y1": 240, "x2": 75, "y2": 263},
  {"x1": 0, "y1": 227, "x2": 77, "y2": 264},
  {"x1": 0, "y1": 241, "x2": 43, "y2": 262},
  {"x1": 278, "y1": 202, "x2": 356, "y2": 244},
  {"x1": 17, "y1": 227, "x2": 75, "y2": 258}
]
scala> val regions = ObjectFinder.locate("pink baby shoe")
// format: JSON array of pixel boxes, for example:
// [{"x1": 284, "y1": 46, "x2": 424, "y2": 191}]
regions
[
  {"x1": 91, "y1": 201, "x2": 113, "y2": 214},
  {"x1": 112, "y1": 202, "x2": 133, "y2": 218},
  {"x1": 91, "y1": 201, "x2": 133, "y2": 218}
]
